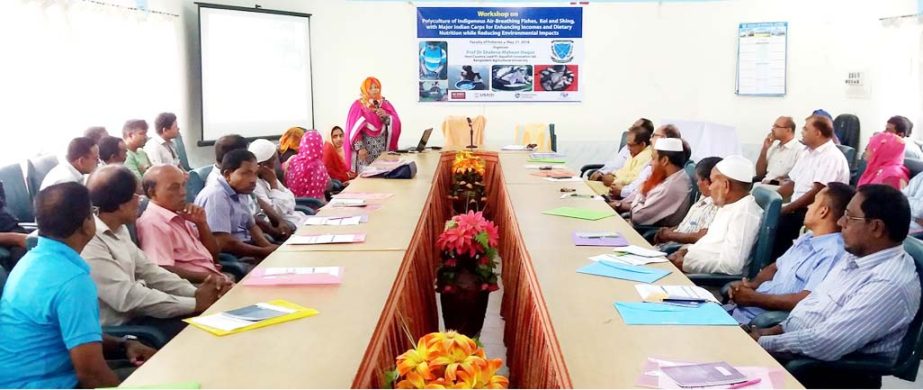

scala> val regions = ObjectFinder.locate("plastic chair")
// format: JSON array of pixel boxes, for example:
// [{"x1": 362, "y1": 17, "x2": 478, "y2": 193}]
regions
[
  {"x1": 833, "y1": 113, "x2": 861, "y2": 151},
  {"x1": 836, "y1": 144, "x2": 857, "y2": 172},
  {"x1": 851, "y1": 159, "x2": 867, "y2": 187},
  {"x1": 173, "y1": 132, "x2": 192, "y2": 171},
  {"x1": 0, "y1": 164, "x2": 35, "y2": 222},
  {"x1": 25, "y1": 155, "x2": 59, "y2": 198},
  {"x1": 905, "y1": 158, "x2": 923, "y2": 179},
  {"x1": 514, "y1": 123, "x2": 552, "y2": 152},
  {"x1": 684, "y1": 160, "x2": 698, "y2": 206},
  {"x1": 441, "y1": 115, "x2": 485, "y2": 149},
  {"x1": 687, "y1": 187, "x2": 782, "y2": 287},
  {"x1": 778, "y1": 237, "x2": 923, "y2": 387},
  {"x1": 185, "y1": 170, "x2": 205, "y2": 204}
]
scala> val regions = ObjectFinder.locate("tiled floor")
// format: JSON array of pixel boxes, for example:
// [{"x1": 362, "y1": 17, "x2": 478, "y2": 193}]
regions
[{"x1": 436, "y1": 275, "x2": 509, "y2": 377}]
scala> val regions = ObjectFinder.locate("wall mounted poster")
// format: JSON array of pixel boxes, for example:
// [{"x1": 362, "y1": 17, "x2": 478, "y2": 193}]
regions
[
  {"x1": 417, "y1": 7, "x2": 583, "y2": 102},
  {"x1": 736, "y1": 22, "x2": 788, "y2": 96}
]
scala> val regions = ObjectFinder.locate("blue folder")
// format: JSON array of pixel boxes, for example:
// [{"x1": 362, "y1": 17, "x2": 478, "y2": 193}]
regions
[
  {"x1": 576, "y1": 260, "x2": 670, "y2": 284},
  {"x1": 614, "y1": 302, "x2": 739, "y2": 326}
]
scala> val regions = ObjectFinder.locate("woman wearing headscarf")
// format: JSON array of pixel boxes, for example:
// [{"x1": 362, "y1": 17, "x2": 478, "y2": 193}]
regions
[
  {"x1": 858, "y1": 131, "x2": 909, "y2": 189},
  {"x1": 345, "y1": 77, "x2": 402, "y2": 172},
  {"x1": 322, "y1": 126, "x2": 357, "y2": 184},
  {"x1": 285, "y1": 129, "x2": 330, "y2": 199},
  {"x1": 278, "y1": 127, "x2": 305, "y2": 167}
]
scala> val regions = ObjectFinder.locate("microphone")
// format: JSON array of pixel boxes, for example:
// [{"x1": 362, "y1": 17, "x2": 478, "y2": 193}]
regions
[
  {"x1": 373, "y1": 99, "x2": 381, "y2": 109},
  {"x1": 466, "y1": 117, "x2": 476, "y2": 149}
]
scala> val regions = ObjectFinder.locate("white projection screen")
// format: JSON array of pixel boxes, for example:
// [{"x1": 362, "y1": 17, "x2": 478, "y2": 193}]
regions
[{"x1": 198, "y1": 3, "x2": 313, "y2": 144}]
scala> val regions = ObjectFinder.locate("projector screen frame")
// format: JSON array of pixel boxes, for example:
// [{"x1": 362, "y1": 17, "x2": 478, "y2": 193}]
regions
[{"x1": 195, "y1": 2, "x2": 315, "y2": 146}]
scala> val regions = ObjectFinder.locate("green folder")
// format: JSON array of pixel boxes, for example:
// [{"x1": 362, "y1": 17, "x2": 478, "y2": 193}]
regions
[
  {"x1": 542, "y1": 207, "x2": 616, "y2": 221},
  {"x1": 527, "y1": 158, "x2": 566, "y2": 164}
]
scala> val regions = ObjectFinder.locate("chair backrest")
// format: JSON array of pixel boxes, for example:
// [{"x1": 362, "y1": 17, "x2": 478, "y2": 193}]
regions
[
  {"x1": 0, "y1": 164, "x2": 35, "y2": 222},
  {"x1": 441, "y1": 115, "x2": 486, "y2": 148},
  {"x1": 748, "y1": 187, "x2": 783, "y2": 278},
  {"x1": 0, "y1": 265, "x2": 7, "y2": 299},
  {"x1": 514, "y1": 123, "x2": 551, "y2": 151},
  {"x1": 26, "y1": 155, "x2": 60, "y2": 197},
  {"x1": 684, "y1": 159, "x2": 698, "y2": 205},
  {"x1": 905, "y1": 158, "x2": 923, "y2": 179},
  {"x1": 833, "y1": 113, "x2": 861, "y2": 151},
  {"x1": 174, "y1": 132, "x2": 192, "y2": 171},
  {"x1": 189, "y1": 165, "x2": 214, "y2": 203},
  {"x1": 835, "y1": 144, "x2": 857, "y2": 171},
  {"x1": 894, "y1": 237, "x2": 923, "y2": 380},
  {"x1": 126, "y1": 197, "x2": 150, "y2": 245},
  {"x1": 851, "y1": 159, "x2": 867, "y2": 187},
  {"x1": 618, "y1": 131, "x2": 629, "y2": 150}
]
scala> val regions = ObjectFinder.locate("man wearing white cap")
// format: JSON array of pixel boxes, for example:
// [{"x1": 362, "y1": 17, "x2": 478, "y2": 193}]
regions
[
  {"x1": 668, "y1": 155, "x2": 762, "y2": 275},
  {"x1": 624, "y1": 138, "x2": 692, "y2": 226},
  {"x1": 248, "y1": 139, "x2": 308, "y2": 228}
]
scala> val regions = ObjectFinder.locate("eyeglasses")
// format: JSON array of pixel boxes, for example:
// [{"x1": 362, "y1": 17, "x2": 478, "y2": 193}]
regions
[
  {"x1": 91, "y1": 206, "x2": 100, "y2": 217},
  {"x1": 841, "y1": 209, "x2": 869, "y2": 223}
]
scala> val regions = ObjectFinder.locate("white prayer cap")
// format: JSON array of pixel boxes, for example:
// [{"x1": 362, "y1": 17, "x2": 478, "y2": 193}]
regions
[
  {"x1": 654, "y1": 138, "x2": 683, "y2": 152},
  {"x1": 248, "y1": 139, "x2": 276, "y2": 163},
  {"x1": 715, "y1": 155, "x2": 756, "y2": 183}
]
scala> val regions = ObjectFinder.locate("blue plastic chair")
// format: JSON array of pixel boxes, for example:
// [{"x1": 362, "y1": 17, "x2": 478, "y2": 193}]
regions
[
  {"x1": 836, "y1": 144, "x2": 857, "y2": 172},
  {"x1": 25, "y1": 155, "x2": 59, "y2": 198},
  {"x1": 173, "y1": 133, "x2": 193, "y2": 171},
  {"x1": 687, "y1": 186, "x2": 782, "y2": 287},
  {"x1": 0, "y1": 164, "x2": 35, "y2": 223}
]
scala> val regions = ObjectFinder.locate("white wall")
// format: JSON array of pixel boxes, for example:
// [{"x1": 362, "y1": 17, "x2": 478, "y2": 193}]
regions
[{"x1": 158, "y1": 0, "x2": 920, "y2": 168}]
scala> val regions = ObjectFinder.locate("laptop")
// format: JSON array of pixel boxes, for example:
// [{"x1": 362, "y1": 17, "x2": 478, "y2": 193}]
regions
[{"x1": 398, "y1": 128, "x2": 434, "y2": 153}]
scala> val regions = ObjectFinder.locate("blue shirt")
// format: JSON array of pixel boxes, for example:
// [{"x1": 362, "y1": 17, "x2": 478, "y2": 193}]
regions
[
  {"x1": 0, "y1": 237, "x2": 102, "y2": 388},
  {"x1": 195, "y1": 175, "x2": 254, "y2": 242},
  {"x1": 731, "y1": 232, "x2": 845, "y2": 323},
  {"x1": 759, "y1": 245, "x2": 921, "y2": 362}
]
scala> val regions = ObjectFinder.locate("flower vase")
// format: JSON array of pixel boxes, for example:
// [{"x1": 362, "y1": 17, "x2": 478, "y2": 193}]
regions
[{"x1": 439, "y1": 268, "x2": 490, "y2": 337}]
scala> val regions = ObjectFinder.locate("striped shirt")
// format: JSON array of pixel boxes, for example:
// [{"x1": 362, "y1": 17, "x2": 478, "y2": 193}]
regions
[
  {"x1": 731, "y1": 232, "x2": 845, "y2": 323},
  {"x1": 759, "y1": 245, "x2": 921, "y2": 362},
  {"x1": 675, "y1": 196, "x2": 719, "y2": 234}
]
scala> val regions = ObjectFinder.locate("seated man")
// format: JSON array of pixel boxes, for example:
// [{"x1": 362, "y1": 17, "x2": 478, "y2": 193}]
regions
[
  {"x1": 0, "y1": 183, "x2": 155, "y2": 388},
  {"x1": 652, "y1": 157, "x2": 723, "y2": 249},
  {"x1": 98, "y1": 136, "x2": 128, "y2": 166},
  {"x1": 774, "y1": 115, "x2": 850, "y2": 259},
  {"x1": 755, "y1": 116, "x2": 804, "y2": 184},
  {"x1": 613, "y1": 124, "x2": 683, "y2": 202},
  {"x1": 589, "y1": 118, "x2": 654, "y2": 181},
  {"x1": 40, "y1": 137, "x2": 99, "y2": 190},
  {"x1": 884, "y1": 115, "x2": 923, "y2": 160},
  {"x1": 621, "y1": 138, "x2": 691, "y2": 227},
  {"x1": 137, "y1": 165, "x2": 232, "y2": 283},
  {"x1": 122, "y1": 119, "x2": 152, "y2": 180},
  {"x1": 727, "y1": 182, "x2": 854, "y2": 324},
  {"x1": 208, "y1": 134, "x2": 292, "y2": 241},
  {"x1": 0, "y1": 182, "x2": 28, "y2": 270},
  {"x1": 82, "y1": 166, "x2": 229, "y2": 339},
  {"x1": 249, "y1": 139, "x2": 309, "y2": 227},
  {"x1": 600, "y1": 126, "x2": 652, "y2": 188},
  {"x1": 145, "y1": 112, "x2": 182, "y2": 167},
  {"x1": 196, "y1": 149, "x2": 279, "y2": 260},
  {"x1": 753, "y1": 185, "x2": 921, "y2": 388},
  {"x1": 902, "y1": 171, "x2": 923, "y2": 234},
  {"x1": 84, "y1": 126, "x2": 109, "y2": 144},
  {"x1": 668, "y1": 156, "x2": 762, "y2": 275}
]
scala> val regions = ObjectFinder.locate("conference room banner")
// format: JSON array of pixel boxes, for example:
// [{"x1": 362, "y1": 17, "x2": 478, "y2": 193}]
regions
[{"x1": 416, "y1": 7, "x2": 583, "y2": 102}]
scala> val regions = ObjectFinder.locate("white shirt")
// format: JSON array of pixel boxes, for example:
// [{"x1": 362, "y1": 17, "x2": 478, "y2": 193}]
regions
[
  {"x1": 599, "y1": 146, "x2": 630, "y2": 174},
  {"x1": 788, "y1": 140, "x2": 850, "y2": 201},
  {"x1": 253, "y1": 178, "x2": 308, "y2": 227},
  {"x1": 39, "y1": 160, "x2": 84, "y2": 190},
  {"x1": 144, "y1": 134, "x2": 180, "y2": 167},
  {"x1": 905, "y1": 140, "x2": 923, "y2": 160},
  {"x1": 683, "y1": 194, "x2": 762, "y2": 275},
  {"x1": 763, "y1": 138, "x2": 805, "y2": 181}
]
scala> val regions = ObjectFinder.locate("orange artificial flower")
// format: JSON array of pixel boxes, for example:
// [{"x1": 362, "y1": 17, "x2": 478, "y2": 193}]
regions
[{"x1": 397, "y1": 340, "x2": 438, "y2": 379}]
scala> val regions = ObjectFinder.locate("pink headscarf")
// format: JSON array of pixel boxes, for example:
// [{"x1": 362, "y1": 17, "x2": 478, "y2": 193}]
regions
[
  {"x1": 285, "y1": 129, "x2": 330, "y2": 199},
  {"x1": 858, "y1": 131, "x2": 909, "y2": 189}
]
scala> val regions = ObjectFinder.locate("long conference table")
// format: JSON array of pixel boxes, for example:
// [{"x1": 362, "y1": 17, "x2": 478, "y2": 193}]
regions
[{"x1": 122, "y1": 150, "x2": 801, "y2": 388}]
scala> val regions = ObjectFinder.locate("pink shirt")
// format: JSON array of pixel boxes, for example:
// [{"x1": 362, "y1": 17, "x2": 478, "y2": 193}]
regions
[{"x1": 136, "y1": 201, "x2": 220, "y2": 276}]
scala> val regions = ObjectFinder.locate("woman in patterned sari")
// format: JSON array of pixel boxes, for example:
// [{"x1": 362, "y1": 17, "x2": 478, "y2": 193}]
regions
[{"x1": 344, "y1": 77, "x2": 402, "y2": 172}]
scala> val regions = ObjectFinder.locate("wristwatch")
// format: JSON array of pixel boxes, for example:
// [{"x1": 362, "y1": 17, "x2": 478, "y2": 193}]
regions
[{"x1": 119, "y1": 334, "x2": 138, "y2": 355}]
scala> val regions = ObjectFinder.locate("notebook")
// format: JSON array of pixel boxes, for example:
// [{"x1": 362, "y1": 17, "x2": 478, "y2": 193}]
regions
[
  {"x1": 185, "y1": 300, "x2": 319, "y2": 336},
  {"x1": 243, "y1": 267, "x2": 343, "y2": 286},
  {"x1": 660, "y1": 362, "x2": 749, "y2": 388}
]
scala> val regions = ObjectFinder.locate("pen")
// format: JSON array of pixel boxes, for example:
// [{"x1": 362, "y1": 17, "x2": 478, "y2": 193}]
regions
[{"x1": 728, "y1": 378, "x2": 761, "y2": 389}]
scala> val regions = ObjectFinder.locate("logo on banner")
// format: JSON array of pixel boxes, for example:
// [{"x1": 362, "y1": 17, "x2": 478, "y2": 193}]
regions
[
  {"x1": 451, "y1": 92, "x2": 466, "y2": 99},
  {"x1": 551, "y1": 40, "x2": 574, "y2": 63}
]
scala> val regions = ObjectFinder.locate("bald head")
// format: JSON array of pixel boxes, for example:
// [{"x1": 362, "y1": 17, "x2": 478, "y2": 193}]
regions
[
  {"x1": 86, "y1": 165, "x2": 138, "y2": 214},
  {"x1": 143, "y1": 164, "x2": 188, "y2": 212}
]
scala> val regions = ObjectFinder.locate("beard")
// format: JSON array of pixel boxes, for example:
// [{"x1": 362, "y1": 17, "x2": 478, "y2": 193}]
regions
[{"x1": 641, "y1": 164, "x2": 668, "y2": 196}]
